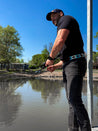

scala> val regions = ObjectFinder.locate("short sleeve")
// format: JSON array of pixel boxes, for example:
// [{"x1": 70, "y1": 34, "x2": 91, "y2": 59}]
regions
[{"x1": 57, "y1": 15, "x2": 77, "y2": 32}]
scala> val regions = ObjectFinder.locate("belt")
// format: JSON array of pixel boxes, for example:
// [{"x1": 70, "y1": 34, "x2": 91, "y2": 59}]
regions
[{"x1": 65, "y1": 53, "x2": 85, "y2": 61}]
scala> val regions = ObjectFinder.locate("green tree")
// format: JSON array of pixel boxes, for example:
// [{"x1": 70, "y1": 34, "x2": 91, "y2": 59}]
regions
[
  {"x1": 94, "y1": 31, "x2": 98, "y2": 51},
  {"x1": 15, "y1": 58, "x2": 24, "y2": 63},
  {"x1": 41, "y1": 46, "x2": 49, "y2": 62},
  {"x1": 30, "y1": 42, "x2": 59, "y2": 68},
  {"x1": 92, "y1": 32, "x2": 98, "y2": 65},
  {"x1": 41, "y1": 48, "x2": 49, "y2": 56},
  {"x1": 94, "y1": 31, "x2": 98, "y2": 38},
  {"x1": 32, "y1": 54, "x2": 44, "y2": 67},
  {"x1": 20, "y1": 59, "x2": 24, "y2": 63},
  {"x1": 96, "y1": 45, "x2": 98, "y2": 51},
  {"x1": 93, "y1": 52, "x2": 98, "y2": 63},
  {"x1": 0, "y1": 25, "x2": 23, "y2": 65}
]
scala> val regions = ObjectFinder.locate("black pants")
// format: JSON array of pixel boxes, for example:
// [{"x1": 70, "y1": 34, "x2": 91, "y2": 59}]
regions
[{"x1": 63, "y1": 58, "x2": 91, "y2": 131}]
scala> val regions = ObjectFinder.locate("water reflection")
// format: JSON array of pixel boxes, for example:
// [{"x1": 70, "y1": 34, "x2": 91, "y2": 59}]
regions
[
  {"x1": 29, "y1": 79, "x2": 64, "y2": 105},
  {"x1": 82, "y1": 80, "x2": 98, "y2": 97},
  {"x1": 0, "y1": 78, "x2": 97, "y2": 131},
  {"x1": 29, "y1": 79, "x2": 98, "y2": 105},
  {"x1": 0, "y1": 79, "x2": 27, "y2": 126},
  {"x1": 29, "y1": 79, "x2": 98, "y2": 127},
  {"x1": 93, "y1": 81, "x2": 98, "y2": 97}
]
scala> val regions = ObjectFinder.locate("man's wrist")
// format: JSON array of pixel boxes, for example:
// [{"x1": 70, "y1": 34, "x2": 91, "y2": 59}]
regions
[{"x1": 48, "y1": 56, "x2": 54, "y2": 60}]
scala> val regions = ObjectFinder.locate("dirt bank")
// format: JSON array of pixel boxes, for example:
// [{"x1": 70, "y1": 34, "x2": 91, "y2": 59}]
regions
[
  {"x1": 0, "y1": 70, "x2": 98, "y2": 81},
  {"x1": 34, "y1": 70, "x2": 98, "y2": 81}
]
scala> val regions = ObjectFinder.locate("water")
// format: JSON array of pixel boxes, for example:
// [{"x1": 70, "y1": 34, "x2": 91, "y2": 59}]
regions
[{"x1": 0, "y1": 78, "x2": 98, "y2": 131}]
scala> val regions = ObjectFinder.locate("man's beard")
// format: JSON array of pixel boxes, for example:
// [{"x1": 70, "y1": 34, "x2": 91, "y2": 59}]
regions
[
  {"x1": 53, "y1": 20, "x2": 58, "y2": 26},
  {"x1": 53, "y1": 15, "x2": 61, "y2": 26}
]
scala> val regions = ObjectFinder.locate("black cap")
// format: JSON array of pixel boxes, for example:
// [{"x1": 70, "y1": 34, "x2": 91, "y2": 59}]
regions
[{"x1": 46, "y1": 9, "x2": 64, "y2": 21}]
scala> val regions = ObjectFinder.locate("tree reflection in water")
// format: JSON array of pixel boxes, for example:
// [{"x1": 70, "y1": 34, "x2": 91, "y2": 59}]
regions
[
  {"x1": 29, "y1": 78, "x2": 98, "y2": 127},
  {"x1": 0, "y1": 79, "x2": 27, "y2": 126},
  {"x1": 29, "y1": 79, "x2": 64, "y2": 105}
]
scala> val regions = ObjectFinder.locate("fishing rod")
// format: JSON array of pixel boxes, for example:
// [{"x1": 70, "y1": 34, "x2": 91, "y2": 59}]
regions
[
  {"x1": 35, "y1": 53, "x2": 61, "y2": 74},
  {"x1": 41, "y1": 53, "x2": 61, "y2": 69}
]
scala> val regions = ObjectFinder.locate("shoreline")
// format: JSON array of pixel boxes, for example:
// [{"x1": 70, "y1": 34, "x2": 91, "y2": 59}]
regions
[
  {"x1": 0, "y1": 70, "x2": 98, "y2": 81},
  {"x1": 34, "y1": 71, "x2": 98, "y2": 81}
]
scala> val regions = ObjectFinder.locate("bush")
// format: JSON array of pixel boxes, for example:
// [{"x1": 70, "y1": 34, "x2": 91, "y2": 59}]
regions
[{"x1": 29, "y1": 65, "x2": 37, "y2": 69}]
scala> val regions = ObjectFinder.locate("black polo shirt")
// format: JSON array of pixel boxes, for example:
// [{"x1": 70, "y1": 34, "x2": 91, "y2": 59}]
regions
[{"x1": 57, "y1": 15, "x2": 84, "y2": 61}]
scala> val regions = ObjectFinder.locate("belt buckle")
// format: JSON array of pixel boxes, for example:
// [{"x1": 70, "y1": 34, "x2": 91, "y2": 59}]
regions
[
  {"x1": 69, "y1": 55, "x2": 75, "y2": 60},
  {"x1": 73, "y1": 55, "x2": 76, "y2": 59}
]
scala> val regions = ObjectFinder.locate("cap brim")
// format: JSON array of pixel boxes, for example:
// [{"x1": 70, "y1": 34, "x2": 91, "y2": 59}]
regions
[
  {"x1": 46, "y1": 12, "x2": 52, "y2": 21},
  {"x1": 46, "y1": 9, "x2": 64, "y2": 21},
  {"x1": 46, "y1": 12, "x2": 56, "y2": 21}
]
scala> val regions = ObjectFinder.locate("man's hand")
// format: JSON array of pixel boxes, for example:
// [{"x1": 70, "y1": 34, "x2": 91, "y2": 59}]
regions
[
  {"x1": 47, "y1": 65, "x2": 56, "y2": 72},
  {"x1": 45, "y1": 59, "x2": 54, "y2": 67},
  {"x1": 47, "y1": 60, "x2": 63, "y2": 73}
]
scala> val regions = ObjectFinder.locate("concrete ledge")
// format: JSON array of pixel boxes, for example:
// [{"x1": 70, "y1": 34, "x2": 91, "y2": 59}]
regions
[{"x1": 92, "y1": 127, "x2": 98, "y2": 131}]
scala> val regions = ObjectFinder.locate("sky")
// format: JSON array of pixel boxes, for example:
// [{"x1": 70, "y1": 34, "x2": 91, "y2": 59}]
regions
[{"x1": 0, "y1": 0, "x2": 98, "y2": 62}]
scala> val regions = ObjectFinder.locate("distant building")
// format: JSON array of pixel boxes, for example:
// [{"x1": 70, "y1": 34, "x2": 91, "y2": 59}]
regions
[
  {"x1": 10, "y1": 63, "x2": 29, "y2": 70},
  {"x1": 0, "y1": 63, "x2": 29, "y2": 70}
]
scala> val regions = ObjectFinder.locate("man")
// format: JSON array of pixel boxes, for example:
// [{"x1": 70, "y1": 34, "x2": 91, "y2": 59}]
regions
[{"x1": 45, "y1": 9, "x2": 91, "y2": 131}]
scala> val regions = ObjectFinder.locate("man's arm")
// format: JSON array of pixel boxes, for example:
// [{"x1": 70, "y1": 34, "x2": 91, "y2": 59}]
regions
[
  {"x1": 45, "y1": 28, "x2": 70, "y2": 66},
  {"x1": 50, "y1": 28, "x2": 70, "y2": 58}
]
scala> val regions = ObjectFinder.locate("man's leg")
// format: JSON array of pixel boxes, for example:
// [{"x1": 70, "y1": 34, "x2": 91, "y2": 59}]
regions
[
  {"x1": 64, "y1": 82, "x2": 79, "y2": 131},
  {"x1": 68, "y1": 104, "x2": 80, "y2": 131},
  {"x1": 66, "y1": 74, "x2": 91, "y2": 131}
]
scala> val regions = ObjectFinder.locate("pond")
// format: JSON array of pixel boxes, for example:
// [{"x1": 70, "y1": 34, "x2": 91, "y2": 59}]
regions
[{"x1": 0, "y1": 78, "x2": 98, "y2": 131}]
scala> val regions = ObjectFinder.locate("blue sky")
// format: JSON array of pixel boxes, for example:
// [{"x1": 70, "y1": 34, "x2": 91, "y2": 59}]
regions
[{"x1": 0, "y1": 0, "x2": 98, "y2": 62}]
